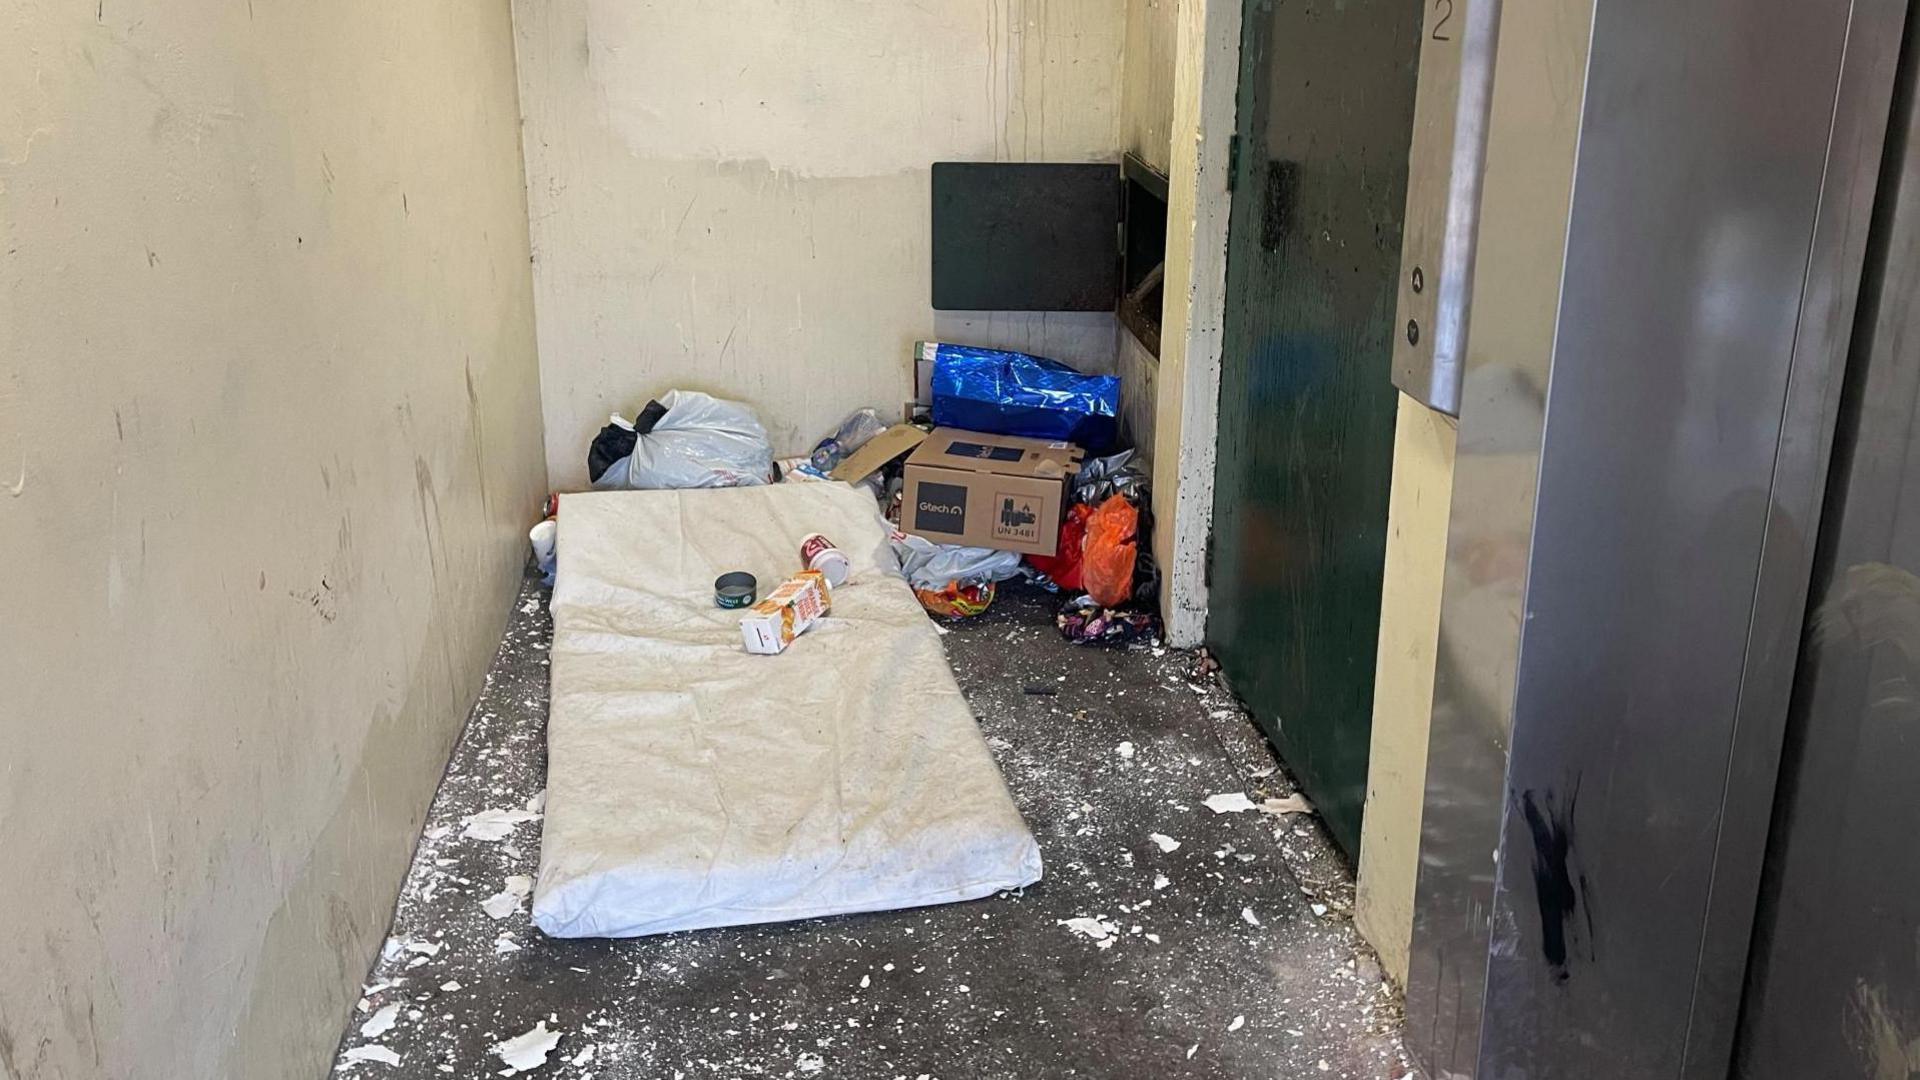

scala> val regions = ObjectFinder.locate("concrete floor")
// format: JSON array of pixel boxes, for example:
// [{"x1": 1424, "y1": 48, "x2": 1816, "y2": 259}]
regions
[{"x1": 330, "y1": 571, "x2": 1409, "y2": 1079}]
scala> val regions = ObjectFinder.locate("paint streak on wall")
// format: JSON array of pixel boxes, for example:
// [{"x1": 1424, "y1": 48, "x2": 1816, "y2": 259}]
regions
[
  {"x1": 516, "y1": 0, "x2": 1128, "y2": 489},
  {"x1": 0, "y1": 2, "x2": 545, "y2": 1078}
]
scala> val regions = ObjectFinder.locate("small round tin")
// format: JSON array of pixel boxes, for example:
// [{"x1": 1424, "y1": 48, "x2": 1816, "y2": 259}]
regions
[{"x1": 714, "y1": 571, "x2": 758, "y2": 609}]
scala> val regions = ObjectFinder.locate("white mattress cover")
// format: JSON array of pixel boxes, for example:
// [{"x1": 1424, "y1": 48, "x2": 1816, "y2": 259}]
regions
[{"x1": 533, "y1": 483, "x2": 1044, "y2": 938}]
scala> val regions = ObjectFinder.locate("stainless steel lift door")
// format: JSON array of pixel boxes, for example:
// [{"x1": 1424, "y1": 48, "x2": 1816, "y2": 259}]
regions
[
  {"x1": 1404, "y1": 0, "x2": 1910, "y2": 1076},
  {"x1": 1736, "y1": 26, "x2": 1920, "y2": 1077}
]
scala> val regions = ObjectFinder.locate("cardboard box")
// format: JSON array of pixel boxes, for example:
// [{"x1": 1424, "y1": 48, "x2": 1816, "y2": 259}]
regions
[
  {"x1": 740, "y1": 571, "x2": 832, "y2": 655},
  {"x1": 901, "y1": 428, "x2": 1083, "y2": 557},
  {"x1": 829, "y1": 424, "x2": 929, "y2": 485}
]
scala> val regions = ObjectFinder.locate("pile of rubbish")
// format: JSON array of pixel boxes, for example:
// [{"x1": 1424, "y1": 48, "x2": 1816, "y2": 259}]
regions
[
  {"x1": 532, "y1": 340, "x2": 1162, "y2": 647},
  {"x1": 587, "y1": 389, "x2": 774, "y2": 491}
]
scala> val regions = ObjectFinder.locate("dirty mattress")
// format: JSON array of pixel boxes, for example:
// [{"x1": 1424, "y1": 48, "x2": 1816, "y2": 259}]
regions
[{"x1": 533, "y1": 483, "x2": 1044, "y2": 938}]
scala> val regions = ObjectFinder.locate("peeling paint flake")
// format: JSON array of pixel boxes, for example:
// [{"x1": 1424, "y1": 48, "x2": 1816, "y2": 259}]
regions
[
  {"x1": 340, "y1": 1044, "x2": 401, "y2": 1068},
  {"x1": 481, "y1": 875, "x2": 535, "y2": 920},
  {"x1": 493, "y1": 1021, "x2": 562, "y2": 1073},
  {"x1": 359, "y1": 1003, "x2": 400, "y2": 1038},
  {"x1": 1259, "y1": 794, "x2": 1314, "y2": 818},
  {"x1": 1059, "y1": 916, "x2": 1120, "y2": 949},
  {"x1": 1203, "y1": 792, "x2": 1258, "y2": 814},
  {"x1": 461, "y1": 806, "x2": 541, "y2": 842}
]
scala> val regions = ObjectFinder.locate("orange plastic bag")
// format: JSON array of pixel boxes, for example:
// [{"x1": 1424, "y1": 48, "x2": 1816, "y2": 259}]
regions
[
  {"x1": 1028, "y1": 502, "x2": 1094, "y2": 591},
  {"x1": 1082, "y1": 496, "x2": 1139, "y2": 608}
]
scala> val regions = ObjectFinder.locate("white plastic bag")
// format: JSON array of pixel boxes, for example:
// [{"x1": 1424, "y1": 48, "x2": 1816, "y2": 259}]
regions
[
  {"x1": 593, "y1": 390, "x2": 774, "y2": 491},
  {"x1": 889, "y1": 532, "x2": 1023, "y2": 590}
]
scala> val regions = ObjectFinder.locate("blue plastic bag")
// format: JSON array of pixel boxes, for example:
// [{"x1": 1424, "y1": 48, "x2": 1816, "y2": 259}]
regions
[{"x1": 925, "y1": 342, "x2": 1121, "y2": 449}]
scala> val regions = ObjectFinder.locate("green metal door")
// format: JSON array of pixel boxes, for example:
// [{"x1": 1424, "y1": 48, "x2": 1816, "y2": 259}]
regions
[{"x1": 1208, "y1": 0, "x2": 1423, "y2": 856}]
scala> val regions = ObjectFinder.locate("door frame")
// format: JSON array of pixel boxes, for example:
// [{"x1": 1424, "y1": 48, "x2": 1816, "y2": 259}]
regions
[{"x1": 1148, "y1": 0, "x2": 1241, "y2": 648}]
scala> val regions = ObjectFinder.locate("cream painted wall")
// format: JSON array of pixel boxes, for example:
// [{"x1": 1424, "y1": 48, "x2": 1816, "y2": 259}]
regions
[
  {"x1": 1354, "y1": 393, "x2": 1458, "y2": 984},
  {"x1": 0, "y1": 2, "x2": 545, "y2": 1077},
  {"x1": 515, "y1": 0, "x2": 1129, "y2": 490},
  {"x1": 1112, "y1": 0, "x2": 1178, "y2": 464},
  {"x1": 1116, "y1": 328, "x2": 1161, "y2": 458},
  {"x1": 1121, "y1": 0, "x2": 1179, "y2": 174}
]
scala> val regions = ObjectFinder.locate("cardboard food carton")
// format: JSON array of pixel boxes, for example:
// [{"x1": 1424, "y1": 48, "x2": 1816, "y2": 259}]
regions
[
  {"x1": 740, "y1": 571, "x2": 833, "y2": 655},
  {"x1": 900, "y1": 428, "x2": 1083, "y2": 557}
]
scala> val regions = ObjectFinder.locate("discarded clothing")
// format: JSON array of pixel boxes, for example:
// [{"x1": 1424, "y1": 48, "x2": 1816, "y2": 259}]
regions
[{"x1": 1057, "y1": 595, "x2": 1161, "y2": 647}]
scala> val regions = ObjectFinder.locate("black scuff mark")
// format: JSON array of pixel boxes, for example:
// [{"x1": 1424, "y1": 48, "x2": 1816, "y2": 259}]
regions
[
  {"x1": 0, "y1": 1005, "x2": 23, "y2": 1080},
  {"x1": 1260, "y1": 160, "x2": 1301, "y2": 253},
  {"x1": 1520, "y1": 782, "x2": 1595, "y2": 983}
]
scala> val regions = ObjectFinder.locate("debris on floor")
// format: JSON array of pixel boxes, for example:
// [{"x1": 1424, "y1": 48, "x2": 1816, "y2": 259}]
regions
[
  {"x1": 1057, "y1": 593, "x2": 1161, "y2": 646},
  {"x1": 328, "y1": 573, "x2": 1409, "y2": 1079},
  {"x1": 493, "y1": 1021, "x2": 562, "y2": 1074},
  {"x1": 1204, "y1": 792, "x2": 1261, "y2": 815}
]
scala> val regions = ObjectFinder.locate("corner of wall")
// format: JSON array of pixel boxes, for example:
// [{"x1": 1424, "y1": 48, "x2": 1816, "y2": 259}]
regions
[{"x1": 1149, "y1": 0, "x2": 1240, "y2": 649}]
